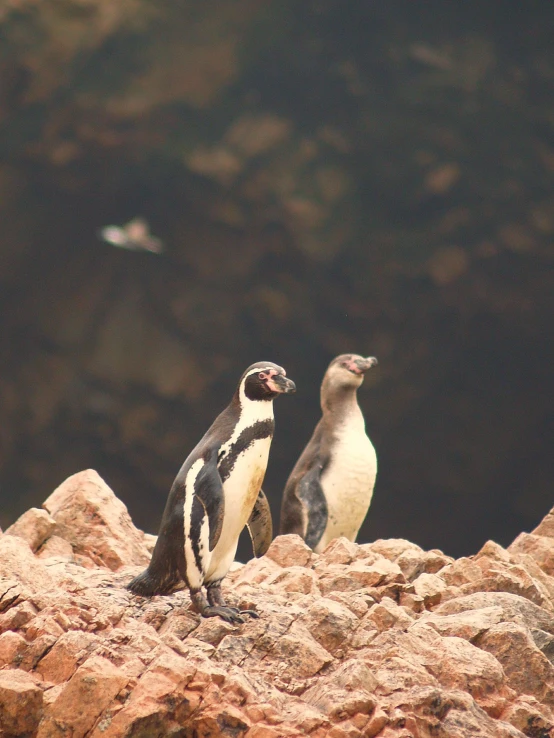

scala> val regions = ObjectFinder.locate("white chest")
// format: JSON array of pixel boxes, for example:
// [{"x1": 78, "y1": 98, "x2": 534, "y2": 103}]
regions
[{"x1": 317, "y1": 420, "x2": 377, "y2": 551}]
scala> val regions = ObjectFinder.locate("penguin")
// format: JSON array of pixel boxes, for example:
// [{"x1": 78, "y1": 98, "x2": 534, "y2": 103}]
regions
[
  {"x1": 279, "y1": 354, "x2": 377, "y2": 553},
  {"x1": 128, "y1": 362, "x2": 296, "y2": 623}
]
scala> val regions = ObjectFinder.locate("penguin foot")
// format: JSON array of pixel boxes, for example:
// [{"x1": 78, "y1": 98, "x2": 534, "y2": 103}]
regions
[
  {"x1": 201, "y1": 606, "x2": 246, "y2": 624},
  {"x1": 191, "y1": 589, "x2": 245, "y2": 624}
]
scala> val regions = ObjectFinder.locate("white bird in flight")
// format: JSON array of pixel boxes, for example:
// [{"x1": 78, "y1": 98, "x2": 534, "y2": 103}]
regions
[{"x1": 100, "y1": 217, "x2": 163, "y2": 254}]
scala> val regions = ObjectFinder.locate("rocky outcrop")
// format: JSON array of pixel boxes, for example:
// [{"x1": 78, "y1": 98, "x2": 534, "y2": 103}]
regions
[{"x1": 1, "y1": 470, "x2": 554, "y2": 737}]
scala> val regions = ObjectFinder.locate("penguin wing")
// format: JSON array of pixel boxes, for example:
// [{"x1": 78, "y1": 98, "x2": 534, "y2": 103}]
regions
[
  {"x1": 298, "y1": 463, "x2": 328, "y2": 550},
  {"x1": 193, "y1": 447, "x2": 225, "y2": 551},
  {"x1": 247, "y1": 489, "x2": 273, "y2": 558}
]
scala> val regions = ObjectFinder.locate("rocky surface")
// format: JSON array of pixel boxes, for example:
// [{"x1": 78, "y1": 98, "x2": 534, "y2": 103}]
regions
[{"x1": 1, "y1": 470, "x2": 554, "y2": 736}]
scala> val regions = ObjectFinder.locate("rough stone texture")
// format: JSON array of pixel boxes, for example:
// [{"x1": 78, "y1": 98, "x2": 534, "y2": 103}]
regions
[
  {"x1": 0, "y1": 668, "x2": 44, "y2": 736},
  {"x1": 42, "y1": 469, "x2": 151, "y2": 571},
  {"x1": 3, "y1": 475, "x2": 554, "y2": 735},
  {"x1": 5, "y1": 508, "x2": 57, "y2": 553}
]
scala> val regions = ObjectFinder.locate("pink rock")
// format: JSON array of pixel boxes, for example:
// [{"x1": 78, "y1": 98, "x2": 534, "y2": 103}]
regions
[
  {"x1": 0, "y1": 630, "x2": 28, "y2": 667},
  {"x1": 0, "y1": 669, "x2": 42, "y2": 736},
  {"x1": 509, "y1": 533, "x2": 554, "y2": 576},
  {"x1": 36, "y1": 631, "x2": 99, "y2": 683},
  {"x1": 264, "y1": 534, "x2": 315, "y2": 568},
  {"x1": 478, "y1": 622, "x2": 554, "y2": 706},
  {"x1": 38, "y1": 655, "x2": 128, "y2": 737},
  {"x1": 439, "y1": 557, "x2": 484, "y2": 587},
  {"x1": 501, "y1": 695, "x2": 554, "y2": 736},
  {"x1": 320, "y1": 537, "x2": 360, "y2": 565},
  {"x1": 532, "y1": 506, "x2": 554, "y2": 539},
  {"x1": 361, "y1": 538, "x2": 423, "y2": 561},
  {"x1": 265, "y1": 566, "x2": 320, "y2": 595},
  {"x1": 43, "y1": 469, "x2": 150, "y2": 571},
  {"x1": 37, "y1": 535, "x2": 74, "y2": 559},
  {"x1": 5, "y1": 508, "x2": 56, "y2": 553},
  {"x1": 0, "y1": 668, "x2": 43, "y2": 736},
  {"x1": 300, "y1": 598, "x2": 358, "y2": 655},
  {"x1": 413, "y1": 572, "x2": 448, "y2": 607},
  {"x1": 267, "y1": 625, "x2": 333, "y2": 679},
  {"x1": 0, "y1": 535, "x2": 54, "y2": 592}
]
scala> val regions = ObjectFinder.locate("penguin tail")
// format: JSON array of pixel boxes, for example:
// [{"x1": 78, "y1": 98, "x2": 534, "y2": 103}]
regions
[{"x1": 127, "y1": 565, "x2": 181, "y2": 597}]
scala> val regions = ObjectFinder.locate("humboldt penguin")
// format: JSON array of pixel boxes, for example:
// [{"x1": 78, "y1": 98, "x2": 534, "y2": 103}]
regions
[
  {"x1": 128, "y1": 362, "x2": 295, "y2": 623},
  {"x1": 279, "y1": 354, "x2": 377, "y2": 553}
]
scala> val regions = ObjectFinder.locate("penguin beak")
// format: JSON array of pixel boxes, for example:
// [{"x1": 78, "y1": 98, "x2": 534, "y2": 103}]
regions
[
  {"x1": 353, "y1": 356, "x2": 378, "y2": 374},
  {"x1": 268, "y1": 374, "x2": 296, "y2": 394}
]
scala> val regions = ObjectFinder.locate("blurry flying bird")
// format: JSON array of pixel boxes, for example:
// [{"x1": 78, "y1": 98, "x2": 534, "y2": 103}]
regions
[{"x1": 99, "y1": 217, "x2": 163, "y2": 254}]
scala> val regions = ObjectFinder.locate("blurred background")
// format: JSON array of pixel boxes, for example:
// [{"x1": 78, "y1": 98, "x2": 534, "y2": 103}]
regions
[{"x1": 0, "y1": 0, "x2": 552, "y2": 559}]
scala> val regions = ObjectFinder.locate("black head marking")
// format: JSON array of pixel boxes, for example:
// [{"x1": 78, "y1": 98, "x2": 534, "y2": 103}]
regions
[{"x1": 240, "y1": 362, "x2": 296, "y2": 401}]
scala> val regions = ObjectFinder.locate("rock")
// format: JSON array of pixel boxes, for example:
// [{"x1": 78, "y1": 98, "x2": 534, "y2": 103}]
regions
[
  {"x1": 531, "y1": 505, "x2": 554, "y2": 539},
  {"x1": 0, "y1": 669, "x2": 43, "y2": 736},
  {"x1": 0, "y1": 630, "x2": 28, "y2": 666},
  {"x1": 300, "y1": 598, "x2": 358, "y2": 655},
  {"x1": 420, "y1": 606, "x2": 505, "y2": 641},
  {"x1": 501, "y1": 695, "x2": 554, "y2": 737},
  {"x1": 435, "y1": 591, "x2": 554, "y2": 634},
  {"x1": 320, "y1": 537, "x2": 361, "y2": 565},
  {"x1": 265, "y1": 566, "x2": 320, "y2": 595},
  {"x1": 266, "y1": 624, "x2": 333, "y2": 679},
  {"x1": 36, "y1": 631, "x2": 100, "y2": 683},
  {"x1": 509, "y1": 533, "x2": 554, "y2": 576},
  {"x1": 5, "y1": 508, "x2": 57, "y2": 552},
  {"x1": 0, "y1": 535, "x2": 54, "y2": 593},
  {"x1": 264, "y1": 534, "x2": 315, "y2": 568},
  {"x1": 440, "y1": 557, "x2": 484, "y2": 587},
  {"x1": 37, "y1": 535, "x2": 74, "y2": 559},
  {"x1": 38, "y1": 656, "x2": 128, "y2": 737},
  {"x1": 361, "y1": 539, "x2": 424, "y2": 561},
  {"x1": 1, "y1": 474, "x2": 554, "y2": 736},
  {"x1": 412, "y1": 572, "x2": 448, "y2": 607},
  {"x1": 42, "y1": 469, "x2": 151, "y2": 571},
  {"x1": 477, "y1": 622, "x2": 554, "y2": 706}
]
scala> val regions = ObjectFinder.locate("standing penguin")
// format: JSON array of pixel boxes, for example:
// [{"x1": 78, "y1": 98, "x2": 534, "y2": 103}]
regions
[
  {"x1": 280, "y1": 354, "x2": 377, "y2": 552},
  {"x1": 128, "y1": 362, "x2": 296, "y2": 622}
]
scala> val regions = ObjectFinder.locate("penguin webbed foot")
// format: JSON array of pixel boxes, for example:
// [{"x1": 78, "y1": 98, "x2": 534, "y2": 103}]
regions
[
  {"x1": 190, "y1": 589, "x2": 244, "y2": 623},
  {"x1": 204, "y1": 605, "x2": 246, "y2": 624}
]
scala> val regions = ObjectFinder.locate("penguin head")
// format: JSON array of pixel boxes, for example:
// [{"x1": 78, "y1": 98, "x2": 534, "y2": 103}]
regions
[
  {"x1": 240, "y1": 362, "x2": 296, "y2": 402},
  {"x1": 326, "y1": 354, "x2": 378, "y2": 388}
]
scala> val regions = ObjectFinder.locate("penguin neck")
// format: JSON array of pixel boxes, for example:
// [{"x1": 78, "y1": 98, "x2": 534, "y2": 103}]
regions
[
  {"x1": 321, "y1": 383, "x2": 364, "y2": 428},
  {"x1": 233, "y1": 387, "x2": 275, "y2": 428}
]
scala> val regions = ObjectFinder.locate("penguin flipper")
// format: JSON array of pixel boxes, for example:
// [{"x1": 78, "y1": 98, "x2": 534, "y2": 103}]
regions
[
  {"x1": 298, "y1": 464, "x2": 328, "y2": 550},
  {"x1": 194, "y1": 447, "x2": 225, "y2": 551},
  {"x1": 247, "y1": 489, "x2": 273, "y2": 558}
]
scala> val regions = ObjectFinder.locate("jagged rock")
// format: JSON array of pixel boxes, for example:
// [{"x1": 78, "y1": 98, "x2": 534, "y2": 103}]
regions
[
  {"x1": 0, "y1": 534, "x2": 54, "y2": 593},
  {"x1": 265, "y1": 534, "x2": 315, "y2": 568},
  {"x1": 42, "y1": 469, "x2": 151, "y2": 571},
  {"x1": 1, "y1": 478, "x2": 554, "y2": 735},
  {"x1": 412, "y1": 572, "x2": 448, "y2": 607},
  {"x1": 37, "y1": 656, "x2": 128, "y2": 738},
  {"x1": 509, "y1": 533, "x2": 554, "y2": 576},
  {"x1": 0, "y1": 669, "x2": 43, "y2": 736},
  {"x1": 5, "y1": 508, "x2": 56, "y2": 552}
]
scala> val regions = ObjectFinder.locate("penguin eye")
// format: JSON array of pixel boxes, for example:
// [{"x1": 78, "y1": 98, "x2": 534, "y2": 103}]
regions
[{"x1": 258, "y1": 372, "x2": 268, "y2": 381}]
